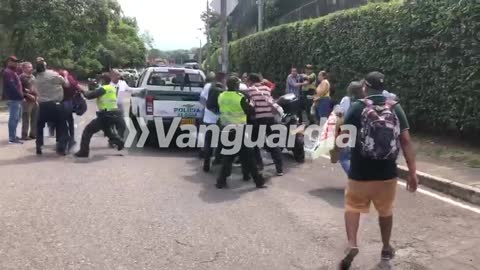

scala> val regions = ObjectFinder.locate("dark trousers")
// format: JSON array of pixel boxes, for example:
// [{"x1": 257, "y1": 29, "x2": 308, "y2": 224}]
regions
[
  {"x1": 36, "y1": 101, "x2": 70, "y2": 151},
  {"x1": 217, "y1": 130, "x2": 264, "y2": 187},
  {"x1": 67, "y1": 113, "x2": 75, "y2": 141},
  {"x1": 203, "y1": 124, "x2": 222, "y2": 166},
  {"x1": 251, "y1": 118, "x2": 283, "y2": 173},
  {"x1": 303, "y1": 89, "x2": 316, "y2": 124},
  {"x1": 79, "y1": 111, "x2": 124, "y2": 154}
]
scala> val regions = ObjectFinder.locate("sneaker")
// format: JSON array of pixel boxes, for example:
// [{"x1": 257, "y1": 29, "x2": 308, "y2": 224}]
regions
[
  {"x1": 255, "y1": 176, "x2": 268, "y2": 188},
  {"x1": 117, "y1": 142, "x2": 124, "y2": 151},
  {"x1": 203, "y1": 160, "x2": 211, "y2": 172},
  {"x1": 339, "y1": 247, "x2": 359, "y2": 270},
  {"x1": 215, "y1": 182, "x2": 227, "y2": 189},
  {"x1": 381, "y1": 246, "x2": 395, "y2": 261},
  {"x1": 276, "y1": 171, "x2": 284, "y2": 176},
  {"x1": 8, "y1": 139, "x2": 23, "y2": 144},
  {"x1": 74, "y1": 151, "x2": 89, "y2": 158}
]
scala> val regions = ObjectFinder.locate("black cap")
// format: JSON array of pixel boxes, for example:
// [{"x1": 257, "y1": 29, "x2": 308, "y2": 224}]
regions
[{"x1": 365, "y1": 71, "x2": 385, "y2": 90}]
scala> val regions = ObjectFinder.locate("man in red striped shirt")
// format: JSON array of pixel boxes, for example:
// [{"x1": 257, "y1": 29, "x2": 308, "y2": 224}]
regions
[{"x1": 245, "y1": 73, "x2": 284, "y2": 176}]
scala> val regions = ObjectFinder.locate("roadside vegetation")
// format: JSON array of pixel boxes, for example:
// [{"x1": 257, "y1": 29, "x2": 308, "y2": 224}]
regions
[
  {"x1": 208, "y1": 0, "x2": 480, "y2": 141},
  {"x1": 0, "y1": 0, "x2": 147, "y2": 79}
]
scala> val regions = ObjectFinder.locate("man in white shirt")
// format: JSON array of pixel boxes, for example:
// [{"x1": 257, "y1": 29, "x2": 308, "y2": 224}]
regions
[
  {"x1": 108, "y1": 69, "x2": 142, "y2": 141},
  {"x1": 110, "y1": 69, "x2": 142, "y2": 115},
  {"x1": 200, "y1": 72, "x2": 224, "y2": 172}
]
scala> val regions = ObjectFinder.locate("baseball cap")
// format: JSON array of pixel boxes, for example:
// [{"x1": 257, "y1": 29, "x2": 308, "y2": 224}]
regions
[
  {"x1": 305, "y1": 64, "x2": 313, "y2": 69},
  {"x1": 364, "y1": 71, "x2": 385, "y2": 90},
  {"x1": 6, "y1": 56, "x2": 20, "y2": 62}
]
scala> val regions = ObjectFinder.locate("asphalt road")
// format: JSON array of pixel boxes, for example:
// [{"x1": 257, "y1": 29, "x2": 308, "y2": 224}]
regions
[{"x1": 0, "y1": 107, "x2": 479, "y2": 270}]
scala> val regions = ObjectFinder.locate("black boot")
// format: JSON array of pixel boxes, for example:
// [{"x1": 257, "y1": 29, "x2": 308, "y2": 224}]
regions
[
  {"x1": 203, "y1": 159, "x2": 211, "y2": 172},
  {"x1": 74, "y1": 151, "x2": 89, "y2": 158}
]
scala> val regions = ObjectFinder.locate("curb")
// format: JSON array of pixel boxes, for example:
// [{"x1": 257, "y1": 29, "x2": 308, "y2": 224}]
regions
[{"x1": 397, "y1": 165, "x2": 480, "y2": 206}]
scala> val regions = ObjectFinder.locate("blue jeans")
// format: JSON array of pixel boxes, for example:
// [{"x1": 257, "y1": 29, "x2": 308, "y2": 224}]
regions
[
  {"x1": 7, "y1": 100, "x2": 22, "y2": 141},
  {"x1": 339, "y1": 148, "x2": 351, "y2": 176},
  {"x1": 315, "y1": 97, "x2": 332, "y2": 122}
]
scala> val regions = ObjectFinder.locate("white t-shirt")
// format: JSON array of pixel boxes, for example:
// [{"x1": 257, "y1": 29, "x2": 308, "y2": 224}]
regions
[
  {"x1": 200, "y1": 83, "x2": 219, "y2": 124},
  {"x1": 110, "y1": 80, "x2": 130, "y2": 105},
  {"x1": 239, "y1": 83, "x2": 248, "y2": 91},
  {"x1": 338, "y1": 96, "x2": 351, "y2": 115},
  {"x1": 383, "y1": 90, "x2": 397, "y2": 100}
]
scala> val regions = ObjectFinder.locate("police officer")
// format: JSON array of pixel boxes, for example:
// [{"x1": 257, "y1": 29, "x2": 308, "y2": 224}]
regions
[
  {"x1": 214, "y1": 76, "x2": 266, "y2": 189},
  {"x1": 74, "y1": 73, "x2": 125, "y2": 158}
]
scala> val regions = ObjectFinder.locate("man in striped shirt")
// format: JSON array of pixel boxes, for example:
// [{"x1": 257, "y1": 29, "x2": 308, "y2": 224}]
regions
[{"x1": 245, "y1": 73, "x2": 284, "y2": 176}]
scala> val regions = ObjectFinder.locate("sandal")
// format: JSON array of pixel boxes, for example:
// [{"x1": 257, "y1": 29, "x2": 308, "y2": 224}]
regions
[
  {"x1": 381, "y1": 246, "x2": 395, "y2": 261},
  {"x1": 339, "y1": 247, "x2": 359, "y2": 270}
]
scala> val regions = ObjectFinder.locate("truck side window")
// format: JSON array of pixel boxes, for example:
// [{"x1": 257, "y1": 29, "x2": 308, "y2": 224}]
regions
[{"x1": 137, "y1": 71, "x2": 147, "y2": 87}]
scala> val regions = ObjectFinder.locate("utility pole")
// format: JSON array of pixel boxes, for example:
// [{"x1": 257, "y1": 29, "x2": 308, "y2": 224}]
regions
[
  {"x1": 205, "y1": 0, "x2": 211, "y2": 71},
  {"x1": 198, "y1": 38, "x2": 203, "y2": 65},
  {"x1": 258, "y1": 0, "x2": 264, "y2": 31},
  {"x1": 220, "y1": 0, "x2": 228, "y2": 73}
]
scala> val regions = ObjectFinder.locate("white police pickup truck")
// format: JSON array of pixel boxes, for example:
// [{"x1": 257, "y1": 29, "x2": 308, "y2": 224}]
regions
[{"x1": 129, "y1": 67, "x2": 206, "y2": 141}]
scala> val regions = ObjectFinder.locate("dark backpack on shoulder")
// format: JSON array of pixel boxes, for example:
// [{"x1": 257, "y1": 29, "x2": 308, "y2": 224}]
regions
[
  {"x1": 72, "y1": 92, "x2": 87, "y2": 116},
  {"x1": 358, "y1": 98, "x2": 400, "y2": 160}
]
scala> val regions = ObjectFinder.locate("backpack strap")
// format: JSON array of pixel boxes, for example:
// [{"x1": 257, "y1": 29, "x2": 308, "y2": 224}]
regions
[
  {"x1": 385, "y1": 98, "x2": 399, "y2": 110},
  {"x1": 358, "y1": 98, "x2": 374, "y2": 108}
]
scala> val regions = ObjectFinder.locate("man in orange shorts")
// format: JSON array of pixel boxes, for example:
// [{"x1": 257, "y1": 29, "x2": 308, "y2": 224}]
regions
[{"x1": 337, "y1": 72, "x2": 419, "y2": 269}]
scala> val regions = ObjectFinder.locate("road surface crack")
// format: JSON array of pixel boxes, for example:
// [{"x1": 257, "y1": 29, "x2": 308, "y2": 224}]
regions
[
  {"x1": 290, "y1": 261, "x2": 306, "y2": 270},
  {"x1": 200, "y1": 251, "x2": 223, "y2": 264},
  {"x1": 175, "y1": 239, "x2": 192, "y2": 247}
]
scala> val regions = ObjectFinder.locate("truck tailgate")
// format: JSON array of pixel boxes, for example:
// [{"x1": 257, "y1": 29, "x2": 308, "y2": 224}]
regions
[{"x1": 149, "y1": 91, "x2": 204, "y2": 119}]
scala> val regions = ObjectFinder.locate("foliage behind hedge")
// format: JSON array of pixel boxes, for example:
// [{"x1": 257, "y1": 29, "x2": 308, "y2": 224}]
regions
[{"x1": 209, "y1": 0, "x2": 480, "y2": 138}]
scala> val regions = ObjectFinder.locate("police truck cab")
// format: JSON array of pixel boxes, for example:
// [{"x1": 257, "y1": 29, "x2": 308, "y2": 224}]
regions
[{"x1": 130, "y1": 67, "x2": 206, "y2": 138}]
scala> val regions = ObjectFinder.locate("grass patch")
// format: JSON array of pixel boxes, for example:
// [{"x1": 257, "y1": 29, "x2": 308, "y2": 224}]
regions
[
  {"x1": 468, "y1": 159, "x2": 480, "y2": 169},
  {"x1": 413, "y1": 134, "x2": 480, "y2": 169}
]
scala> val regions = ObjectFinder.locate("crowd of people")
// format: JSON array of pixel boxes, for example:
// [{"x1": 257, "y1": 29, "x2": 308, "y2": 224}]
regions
[
  {"x1": 2, "y1": 55, "x2": 135, "y2": 157},
  {"x1": 199, "y1": 66, "x2": 419, "y2": 269},
  {"x1": 4, "y1": 55, "x2": 419, "y2": 269}
]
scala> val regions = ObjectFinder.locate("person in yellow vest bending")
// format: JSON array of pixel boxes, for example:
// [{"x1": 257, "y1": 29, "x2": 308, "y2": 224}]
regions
[
  {"x1": 74, "y1": 73, "x2": 125, "y2": 158},
  {"x1": 215, "y1": 76, "x2": 266, "y2": 189}
]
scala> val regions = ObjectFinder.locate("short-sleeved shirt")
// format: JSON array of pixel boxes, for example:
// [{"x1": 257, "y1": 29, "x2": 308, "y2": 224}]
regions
[
  {"x1": 303, "y1": 73, "x2": 317, "y2": 92},
  {"x1": 344, "y1": 94, "x2": 410, "y2": 181},
  {"x1": 286, "y1": 74, "x2": 301, "y2": 97},
  {"x1": 201, "y1": 83, "x2": 219, "y2": 124},
  {"x1": 35, "y1": 70, "x2": 67, "y2": 103}
]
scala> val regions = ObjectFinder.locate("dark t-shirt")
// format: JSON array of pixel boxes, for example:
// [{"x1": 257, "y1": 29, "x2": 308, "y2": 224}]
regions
[{"x1": 344, "y1": 94, "x2": 410, "y2": 181}]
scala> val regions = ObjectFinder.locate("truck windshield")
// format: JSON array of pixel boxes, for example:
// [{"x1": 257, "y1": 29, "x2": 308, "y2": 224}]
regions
[{"x1": 147, "y1": 71, "x2": 204, "y2": 91}]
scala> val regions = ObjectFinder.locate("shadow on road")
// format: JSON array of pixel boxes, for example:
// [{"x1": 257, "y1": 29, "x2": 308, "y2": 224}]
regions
[
  {"x1": 183, "y1": 157, "x2": 264, "y2": 204},
  {"x1": 308, "y1": 187, "x2": 345, "y2": 208}
]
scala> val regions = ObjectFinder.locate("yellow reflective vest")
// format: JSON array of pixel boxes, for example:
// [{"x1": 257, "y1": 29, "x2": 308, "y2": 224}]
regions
[
  {"x1": 218, "y1": 91, "x2": 247, "y2": 126},
  {"x1": 97, "y1": 85, "x2": 118, "y2": 111}
]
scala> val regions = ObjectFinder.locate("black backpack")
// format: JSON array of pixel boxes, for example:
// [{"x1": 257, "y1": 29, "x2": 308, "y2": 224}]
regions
[{"x1": 72, "y1": 92, "x2": 87, "y2": 116}]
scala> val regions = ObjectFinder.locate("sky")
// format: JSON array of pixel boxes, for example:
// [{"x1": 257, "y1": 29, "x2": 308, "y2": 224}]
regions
[{"x1": 117, "y1": 0, "x2": 208, "y2": 51}]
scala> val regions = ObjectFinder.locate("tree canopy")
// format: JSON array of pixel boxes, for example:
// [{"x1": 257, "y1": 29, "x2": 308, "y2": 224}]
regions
[{"x1": 0, "y1": 0, "x2": 146, "y2": 78}]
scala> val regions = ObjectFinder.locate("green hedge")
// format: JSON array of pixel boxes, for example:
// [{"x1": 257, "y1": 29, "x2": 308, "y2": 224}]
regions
[{"x1": 209, "y1": 0, "x2": 480, "y2": 138}]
